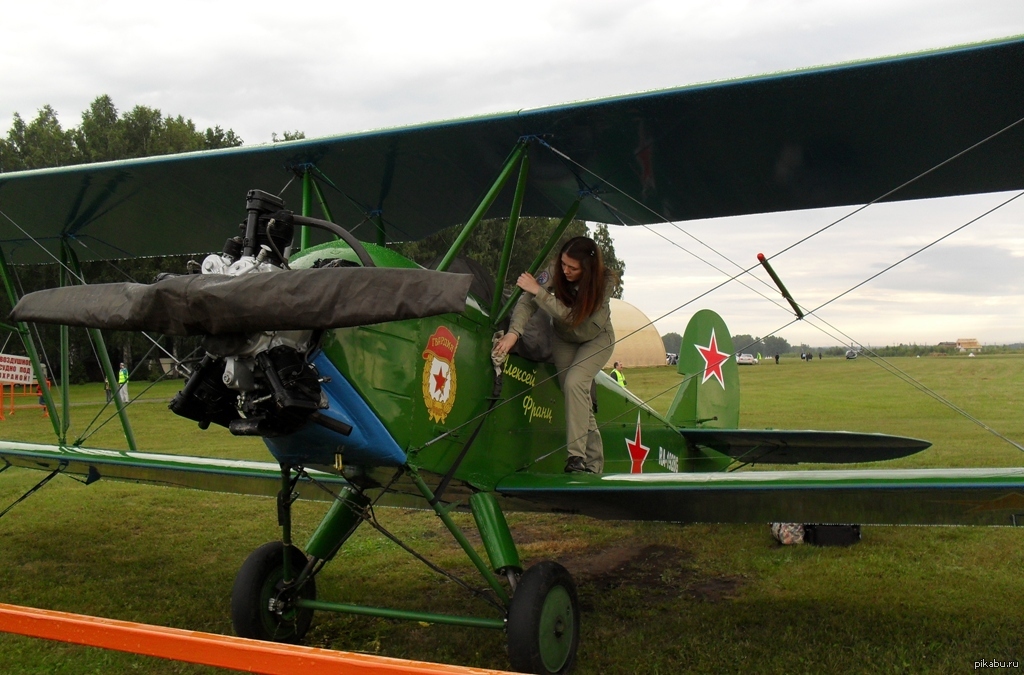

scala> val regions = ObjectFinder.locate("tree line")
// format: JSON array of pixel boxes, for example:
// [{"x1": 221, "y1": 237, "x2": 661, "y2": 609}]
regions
[
  {"x1": 0, "y1": 95, "x2": 242, "y2": 171},
  {"x1": 661, "y1": 332, "x2": 792, "y2": 358}
]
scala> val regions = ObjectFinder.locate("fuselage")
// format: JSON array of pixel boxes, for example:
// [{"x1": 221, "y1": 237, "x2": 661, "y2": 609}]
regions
[{"x1": 265, "y1": 240, "x2": 730, "y2": 492}]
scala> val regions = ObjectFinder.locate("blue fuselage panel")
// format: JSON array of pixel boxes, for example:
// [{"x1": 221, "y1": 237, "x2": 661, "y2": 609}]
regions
[{"x1": 263, "y1": 353, "x2": 406, "y2": 468}]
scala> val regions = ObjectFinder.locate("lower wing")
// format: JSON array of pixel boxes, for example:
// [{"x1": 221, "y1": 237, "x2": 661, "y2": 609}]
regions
[
  {"x1": 0, "y1": 441, "x2": 347, "y2": 501},
  {"x1": 496, "y1": 468, "x2": 1024, "y2": 526}
]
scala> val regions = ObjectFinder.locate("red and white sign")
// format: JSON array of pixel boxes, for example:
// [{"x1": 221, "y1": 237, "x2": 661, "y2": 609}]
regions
[{"x1": 0, "y1": 354, "x2": 36, "y2": 385}]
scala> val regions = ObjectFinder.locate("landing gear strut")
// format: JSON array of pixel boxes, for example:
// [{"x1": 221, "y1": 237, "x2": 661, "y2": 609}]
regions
[{"x1": 230, "y1": 464, "x2": 582, "y2": 674}]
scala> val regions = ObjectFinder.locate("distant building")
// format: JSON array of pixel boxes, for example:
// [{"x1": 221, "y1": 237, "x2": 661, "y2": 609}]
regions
[
  {"x1": 956, "y1": 338, "x2": 981, "y2": 352},
  {"x1": 937, "y1": 341, "x2": 956, "y2": 349}
]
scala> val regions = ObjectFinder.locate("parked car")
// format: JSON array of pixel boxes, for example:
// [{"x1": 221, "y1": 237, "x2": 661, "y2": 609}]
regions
[{"x1": 736, "y1": 353, "x2": 758, "y2": 365}]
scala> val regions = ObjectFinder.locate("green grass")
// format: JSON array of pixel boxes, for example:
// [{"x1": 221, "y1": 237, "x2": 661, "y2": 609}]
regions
[{"x1": 1, "y1": 355, "x2": 1023, "y2": 673}]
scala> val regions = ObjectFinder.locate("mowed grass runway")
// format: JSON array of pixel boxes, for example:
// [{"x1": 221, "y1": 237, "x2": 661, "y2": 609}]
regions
[{"x1": 0, "y1": 354, "x2": 1022, "y2": 673}]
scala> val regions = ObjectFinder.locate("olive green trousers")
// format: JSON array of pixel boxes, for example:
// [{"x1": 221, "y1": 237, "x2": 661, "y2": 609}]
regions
[{"x1": 551, "y1": 324, "x2": 615, "y2": 473}]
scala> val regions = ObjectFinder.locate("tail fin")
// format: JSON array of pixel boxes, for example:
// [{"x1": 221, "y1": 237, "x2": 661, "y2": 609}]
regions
[{"x1": 667, "y1": 309, "x2": 740, "y2": 429}]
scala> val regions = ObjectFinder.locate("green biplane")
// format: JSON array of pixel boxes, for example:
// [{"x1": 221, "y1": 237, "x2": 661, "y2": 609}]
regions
[{"x1": 1, "y1": 36, "x2": 1023, "y2": 674}]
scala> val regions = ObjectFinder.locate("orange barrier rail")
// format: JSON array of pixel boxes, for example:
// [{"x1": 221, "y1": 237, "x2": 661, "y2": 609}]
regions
[
  {"x1": 0, "y1": 381, "x2": 48, "y2": 419},
  {"x1": 0, "y1": 603, "x2": 511, "y2": 674}
]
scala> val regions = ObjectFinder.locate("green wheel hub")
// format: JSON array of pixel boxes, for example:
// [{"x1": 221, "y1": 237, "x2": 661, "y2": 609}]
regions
[
  {"x1": 538, "y1": 585, "x2": 575, "y2": 672},
  {"x1": 507, "y1": 561, "x2": 580, "y2": 674}
]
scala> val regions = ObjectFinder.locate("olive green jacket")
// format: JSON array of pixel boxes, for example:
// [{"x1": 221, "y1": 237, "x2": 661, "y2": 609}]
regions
[{"x1": 509, "y1": 267, "x2": 613, "y2": 344}]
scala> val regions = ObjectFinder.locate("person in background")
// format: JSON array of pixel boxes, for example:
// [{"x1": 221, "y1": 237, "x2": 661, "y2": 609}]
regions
[
  {"x1": 117, "y1": 362, "x2": 129, "y2": 404},
  {"x1": 610, "y1": 361, "x2": 626, "y2": 387}
]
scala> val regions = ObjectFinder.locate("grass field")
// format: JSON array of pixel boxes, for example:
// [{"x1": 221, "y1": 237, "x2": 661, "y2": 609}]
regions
[{"x1": 0, "y1": 354, "x2": 1022, "y2": 673}]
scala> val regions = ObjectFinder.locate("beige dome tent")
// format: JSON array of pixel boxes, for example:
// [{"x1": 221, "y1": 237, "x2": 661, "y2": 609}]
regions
[{"x1": 604, "y1": 298, "x2": 666, "y2": 368}]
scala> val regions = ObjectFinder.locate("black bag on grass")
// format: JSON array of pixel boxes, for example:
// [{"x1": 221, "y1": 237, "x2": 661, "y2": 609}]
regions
[{"x1": 803, "y1": 524, "x2": 861, "y2": 546}]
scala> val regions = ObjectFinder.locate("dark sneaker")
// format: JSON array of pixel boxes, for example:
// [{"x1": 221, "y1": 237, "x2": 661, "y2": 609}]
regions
[{"x1": 564, "y1": 456, "x2": 586, "y2": 473}]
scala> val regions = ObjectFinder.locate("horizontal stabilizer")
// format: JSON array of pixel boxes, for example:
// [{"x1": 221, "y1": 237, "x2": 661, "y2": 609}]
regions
[
  {"x1": 679, "y1": 429, "x2": 931, "y2": 464},
  {"x1": 10, "y1": 268, "x2": 472, "y2": 335}
]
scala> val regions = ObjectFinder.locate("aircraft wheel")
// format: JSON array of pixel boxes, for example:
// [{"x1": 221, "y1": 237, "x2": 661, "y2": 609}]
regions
[
  {"x1": 231, "y1": 541, "x2": 316, "y2": 643},
  {"x1": 507, "y1": 561, "x2": 580, "y2": 674}
]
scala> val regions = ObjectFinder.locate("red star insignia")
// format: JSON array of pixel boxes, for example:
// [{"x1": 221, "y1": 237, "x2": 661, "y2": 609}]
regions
[
  {"x1": 432, "y1": 366, "x2": 447, "y2": 394},
  {"x1": 625, "y1": 413, "x2": 650, "y2": 474},
  {"x1": 694, "y1": 328, "x2": 730, "y2": 389}
]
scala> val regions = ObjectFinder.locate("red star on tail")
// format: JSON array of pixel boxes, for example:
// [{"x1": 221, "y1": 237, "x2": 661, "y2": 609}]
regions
[
  {"x1": 625, "y1": 413, "x2": 650, "y2": 474},
  {"x1": 694, "y1": 328, "x2": 730, "y2": 388}
]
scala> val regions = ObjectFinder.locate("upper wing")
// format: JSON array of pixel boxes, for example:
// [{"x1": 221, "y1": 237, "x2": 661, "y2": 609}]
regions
[
  {"x1": 496, "y1": 468, "x2": 1024, "y2": 526},
  {"x1": 1, "y1": 37, "x2": 1022, "y2": 261}
]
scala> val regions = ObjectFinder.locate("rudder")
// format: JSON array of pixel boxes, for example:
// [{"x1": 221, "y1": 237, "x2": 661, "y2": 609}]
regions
[{"x1": 667, "y1": 309, "x2": 739, "y2": 430}]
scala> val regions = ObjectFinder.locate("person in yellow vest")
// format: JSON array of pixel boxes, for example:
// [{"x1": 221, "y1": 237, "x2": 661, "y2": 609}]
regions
[
  {"x1": 117, "y1": 362, "x2": 129, "y2": 404},
  {"x1": 610, "y1": 361, "x2": 626, "y2": 387}
]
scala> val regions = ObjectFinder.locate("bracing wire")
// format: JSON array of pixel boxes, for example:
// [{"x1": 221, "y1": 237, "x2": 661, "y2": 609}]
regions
[
  {"x1": 72, "y1": 346, "x2": 195, "y2": 446},
  {"x1": 585, "y1": 172, "x2": 1024, "y2": 454},
  {"x1": 531, "y1": 125, "x2": 1024, "y2": 454},
  {"x1": 608, "y1": 194, "x2": 1024, "y2": 457}
]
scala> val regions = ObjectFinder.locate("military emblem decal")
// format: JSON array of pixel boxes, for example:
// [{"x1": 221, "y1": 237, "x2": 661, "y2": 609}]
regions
[
  {"x1": 535, "y1": 270, "x2": 550, "y2": 286},
  {"x1": 422, "y1": 326, "x2": 460, "y2": 423},
  {"x1": 694, "y1": 327, "x2": 731, "y2": 389},
  {"x1": 625, "y1": 413, "x2": 650, "y2": 474}
]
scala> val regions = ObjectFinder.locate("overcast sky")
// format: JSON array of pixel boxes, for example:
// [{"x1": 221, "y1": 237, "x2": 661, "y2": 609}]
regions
[{"x1": 2, "y1": 1, "x2": 1023, "y2": 346}]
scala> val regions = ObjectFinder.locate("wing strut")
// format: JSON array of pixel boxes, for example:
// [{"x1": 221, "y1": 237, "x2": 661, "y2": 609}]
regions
[
  {"x1": 493, "y1": 196, "x2": 582, "y2": 325},
  {"x1": 437, "y1": 140, "x2": 528, "y2": 272},
  {"x1": 757, "y1": 253, "x2": 804, "y2": 319},
  {"x1": 0, "y1": 245, "x2": 61, "y2": 435},
  {"x1": 491, "y1": 146, "x2": 531, "y2": 318},
  {"x1": 63, "y1": 243, "x2": 138, "y2": 451}
]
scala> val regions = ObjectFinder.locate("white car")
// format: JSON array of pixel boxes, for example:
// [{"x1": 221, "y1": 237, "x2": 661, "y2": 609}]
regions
[{"x1": 736, "y1": 353, "x2": 758, "y2": 365}]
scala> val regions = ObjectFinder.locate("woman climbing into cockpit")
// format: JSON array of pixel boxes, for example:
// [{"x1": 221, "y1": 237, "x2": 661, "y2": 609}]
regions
[{"x1": 493, "y1": 236, "x2": 615, "y2": 473}]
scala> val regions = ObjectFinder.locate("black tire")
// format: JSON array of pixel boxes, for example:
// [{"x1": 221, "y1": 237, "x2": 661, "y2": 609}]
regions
[
  {"x1": 507, "y1": 561, "x2": 580, "y2": 674},
  {"x1": 231, "y1": 541, "x2": 316, "y2": 643}
]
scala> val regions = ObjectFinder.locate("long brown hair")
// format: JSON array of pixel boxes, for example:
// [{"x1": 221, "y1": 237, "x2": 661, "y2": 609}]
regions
[{"x1": 553, "y1": 236, "x2": 607, "y2": 328}]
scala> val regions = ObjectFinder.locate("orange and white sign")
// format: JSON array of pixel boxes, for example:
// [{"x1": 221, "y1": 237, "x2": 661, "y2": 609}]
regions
[
  {"x1": 421, "y1": 327, "x2": 459, "y2": 424},
  {"x1": 0, "y1": 354, "x2": 35, "y2": 385}
]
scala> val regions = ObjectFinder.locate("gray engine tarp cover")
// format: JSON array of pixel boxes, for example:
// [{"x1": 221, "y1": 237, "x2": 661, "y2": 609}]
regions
[{"x1": 11, "y1": 268, "x2": 473, "y2": 336}]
